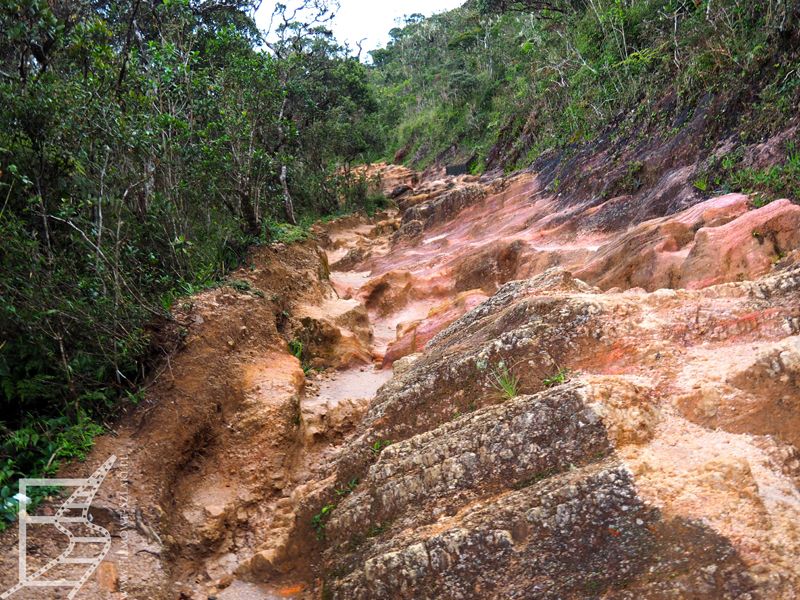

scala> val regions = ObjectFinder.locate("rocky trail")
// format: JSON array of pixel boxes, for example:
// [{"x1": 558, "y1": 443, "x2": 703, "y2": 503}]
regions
[{"x1": 2, "y1": 163, "x2": 800, "y2": 599}]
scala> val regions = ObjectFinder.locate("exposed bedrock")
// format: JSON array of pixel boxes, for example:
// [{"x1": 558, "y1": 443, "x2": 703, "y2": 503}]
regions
[
  {"x1": 340, "y1": 176, "x2": 800, "y2": 372},
  {"x1": 307, "y1": 258, "x2": 800, "y2": 598},
  {"x1": 578, "y1": 195, "x2": 800, "y2": 291},
  {"x1": 326, "y1": 462, "x2": 757, "y2": 600}
]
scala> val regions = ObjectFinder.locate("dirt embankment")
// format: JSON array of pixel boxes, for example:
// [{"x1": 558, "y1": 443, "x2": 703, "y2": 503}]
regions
[{"x1": 2, "y1": 162, "x2": 799, "y2": 599}]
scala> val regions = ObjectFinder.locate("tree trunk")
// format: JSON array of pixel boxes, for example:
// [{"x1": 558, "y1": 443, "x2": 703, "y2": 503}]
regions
[
  {"x1": 238, "y1": 191, "x2": 261, "y2": 237},
  {"x1": 280, "y1": 165, "x2": 297, "y2": 225}
]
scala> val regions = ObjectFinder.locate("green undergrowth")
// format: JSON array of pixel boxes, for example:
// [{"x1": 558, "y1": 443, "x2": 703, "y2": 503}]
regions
[
  {"x1": 266, "y1": 180, "x2": 388, "y2": 245},
  {"x1": 311, "y1": 478, "x2": 360, "y2": 541},
  {"x1": 702, "y1": 142, "x2": 800, "y2": 205},
  {"x1": 543, "y1": 368, "x2": 571, "y2": 389},
  {"x1": 288, "y1": 339, "x2": 314, "y2": 375},
  {"x1": 491, "y1": 362, "x2": 521, "y2": 399},
  {"x1": 1, "y1": 412, "x2": 103, "y2": 529},
  {"x1": 312, "y1": 503, "x2": 337, "y2": 540},
  {"x1": 370, "y1": 439, "x2": 393, "y2": 457}
]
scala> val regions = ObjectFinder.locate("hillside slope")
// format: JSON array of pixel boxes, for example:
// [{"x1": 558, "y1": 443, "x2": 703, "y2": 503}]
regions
[{"x1": 370, "y1": 0, "x2": 800, "y2": 217}]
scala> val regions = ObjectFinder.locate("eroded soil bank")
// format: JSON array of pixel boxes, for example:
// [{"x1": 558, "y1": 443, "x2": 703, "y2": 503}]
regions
[{"x1": 2, "y1": 163, "x2": 800, "y2": 599}]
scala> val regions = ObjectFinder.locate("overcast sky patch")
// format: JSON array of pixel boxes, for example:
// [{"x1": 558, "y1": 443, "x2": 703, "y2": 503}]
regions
[{"x1": 255, "y1": 0, "x2": 464, "y2": 56}]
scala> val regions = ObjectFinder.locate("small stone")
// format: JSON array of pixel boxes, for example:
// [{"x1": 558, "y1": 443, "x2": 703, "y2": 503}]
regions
[{"x1": 204, "y1": 504, "x2": 226, "y2": 519}]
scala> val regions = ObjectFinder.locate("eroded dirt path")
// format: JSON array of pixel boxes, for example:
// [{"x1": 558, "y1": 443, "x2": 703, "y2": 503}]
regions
[{"x1": 2, "y1": 163, "x2": 800, "y2": 599}]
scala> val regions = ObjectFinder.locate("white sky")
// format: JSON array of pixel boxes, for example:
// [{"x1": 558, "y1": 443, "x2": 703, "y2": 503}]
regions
[{"x1": 255, "y1": 0, "x2": 464, "y2": 55}]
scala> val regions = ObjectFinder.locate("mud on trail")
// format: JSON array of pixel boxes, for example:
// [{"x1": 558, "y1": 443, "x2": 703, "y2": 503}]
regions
[{"x1": 2, "y1": 163, "x2": 800, "y2": 599}]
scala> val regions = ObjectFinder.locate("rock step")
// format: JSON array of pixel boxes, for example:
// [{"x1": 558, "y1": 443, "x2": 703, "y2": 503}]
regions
[
  {"x1": 326, "y1": 461, "x2": 756, "y2": 599},
  {"x1": 327, "y1": 383, "x2": 612, "y2": 544}
]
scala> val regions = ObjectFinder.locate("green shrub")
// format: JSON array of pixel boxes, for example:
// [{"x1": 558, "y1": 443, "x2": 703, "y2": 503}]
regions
[
  {"x1": 0, "y1": 412, "x2": 103, "y2": 530},
  {"x1": 370, "y1": 439, "x2": 393, "y2": 457},
  {"x1": 335, "y1": 478, "x2": 359, "y2": 497}
]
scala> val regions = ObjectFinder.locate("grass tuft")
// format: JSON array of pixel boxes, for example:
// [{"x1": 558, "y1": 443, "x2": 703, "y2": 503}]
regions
[{"x1": 491, "y1": 362, "x2": 520, "y2": 399}]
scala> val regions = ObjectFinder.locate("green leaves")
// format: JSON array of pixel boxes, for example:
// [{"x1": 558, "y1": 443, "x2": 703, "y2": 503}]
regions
[
  {"x1": 4, "y1": 164, "x2": 32, "y2": 188},
  {"x1": 311, "y1": 503, "x2": 336, "y2": 540},
  {"x1": 0, "y1": 412, "x2": 103, "y2": 530},
  {"x1": 542, "y1": 368, "x2": 570, "y2": 389},
  {"x1": 490, "y1": 362, "x2": 521, "y2": 399},
  {"x1": 370, "y1": 439, "x2": 393, "y2": 457}
]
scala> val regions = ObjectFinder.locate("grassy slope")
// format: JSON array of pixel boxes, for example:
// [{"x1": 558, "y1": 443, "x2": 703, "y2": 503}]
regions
[{"x1": 370, "y1": 1, "x2": 800, "y2": 203}]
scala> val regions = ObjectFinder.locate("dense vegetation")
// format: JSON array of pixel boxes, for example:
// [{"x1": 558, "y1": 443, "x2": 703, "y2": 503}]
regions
[
  {"x1": 370, "y1": 0, "x2": 799, "y2": 179},
  {"x1": 0, "y1": 0, "x2": 382, "y2": 522},
  {"x1": 2, "y1": 0, "x2": 799, "y2": 524}
]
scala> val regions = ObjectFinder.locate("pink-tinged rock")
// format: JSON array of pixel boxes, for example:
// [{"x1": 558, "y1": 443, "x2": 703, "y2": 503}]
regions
[
  {"x1": 680, "y1": 199, "x2": 800, "y2": 289},
  {"x1": 577, "y1": 194, "x2": 800, "y2": 291},
  {"x1": 674, "y1": 193, "x2": 751, "y2": 228},
  {"x1": 383, "y1": 290, "x2": 489, "y2": 366}
]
